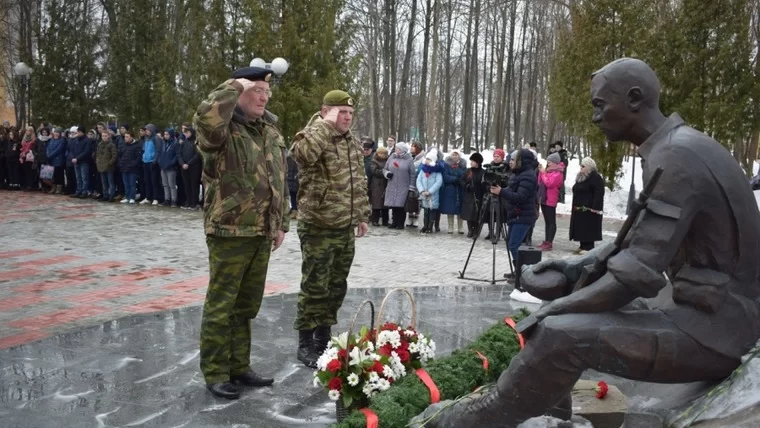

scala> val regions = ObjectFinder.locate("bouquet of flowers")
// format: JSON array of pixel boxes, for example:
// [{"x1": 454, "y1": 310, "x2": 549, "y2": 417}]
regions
[
  {"x1": 373, "y1": 322, "x2": 436, "y2": 373},
  {"x1": 313, "y1": 327, "x2": 399, "y2": 410}
]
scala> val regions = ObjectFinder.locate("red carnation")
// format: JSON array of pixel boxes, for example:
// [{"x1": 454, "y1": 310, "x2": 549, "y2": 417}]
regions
[
  {"x1": 397, "y1": 349, "x2": 411, "y2": 363},
  {"x1": 326, "y1": 359, "x2": 342, "y2": 373},
  {"x1": 595, "y1": 381, "x2": 609, "y2": 399},
  {"x1": 398, "y1": 341, "x2": 409, "y2": 351},
  {"x1": 378, "y1": 343, "x2": 393, "y2": 357},
  {"x1": 328, "y1": 377, "x2": 343, "y2": 391},
  {"x1": 383, "y1": 322, "x2": 399, "y2": 331},
  {"x1": 371, "y1": 361, "x2": 384, "y2": 373},
  {"x1": 337, "y1": 349, "x2": 347, "y2": 360}
]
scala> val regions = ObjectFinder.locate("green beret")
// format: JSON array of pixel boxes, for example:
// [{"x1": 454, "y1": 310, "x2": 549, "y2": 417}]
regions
[{"x1": 323, "y1": 90, "x2": 355, "y2": 107}]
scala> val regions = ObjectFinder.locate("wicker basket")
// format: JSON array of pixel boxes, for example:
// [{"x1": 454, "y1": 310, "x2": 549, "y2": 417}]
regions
[{"x1": 376, "y1": 288, "x2": 417, "y2": 334}]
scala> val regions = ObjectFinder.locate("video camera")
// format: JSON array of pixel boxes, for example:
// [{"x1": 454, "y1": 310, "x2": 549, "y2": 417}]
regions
[{"x1": 482, "y1": 164, "x2": 510, "y2": 187}]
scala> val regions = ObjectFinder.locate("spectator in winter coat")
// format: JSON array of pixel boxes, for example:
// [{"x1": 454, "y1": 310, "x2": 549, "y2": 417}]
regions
[
  {"x1": 36, "y1": 128, "x2": 51, "y2": 192},
  {"x1": 416, "y1": 148, "x2": 444, "y2": 234},
  {"x1": 0, "y1": 130, "x2": 7, "y2": 189},
  {"x1": 4, "y1": 129, "x2": 21, "y2": 189},
  {"x1": 19, "y1": 126, "x2": 37, "y2": 190},
  {"x1": 569, "y1": 157, "x2": 605, "y2": 253},
  {"x1": 369, "y1": 147, "x2": 389, "y2": 226},
  {"x1": 362, "y1": 139, "x2": 375, "y2": 190},
  {"x1": 383, "y1": 142, "x2": 416, "y2": 229},
  {"x1": 95, "y1": 131, "x2": 118, "y2": 201},
  {"x1": 407, "y1": 141, "x2": 426, "y2": 227},
  {"x1": 178, "y1": 126, "x2": 202, "y2": 210},
  {"x1": 70, "y1": 127, "x2": 93, "y2": 198},
  {"x1": 440, "y1": 151, "x2": 467, "y2": 234},
  {"x1": 483, "y1": 148, "x2": 511, "y2": 241},
  {"x1": 551, "y1": 140, "x2": 569, "y2": 203},
  {"x1": 490, "y1": 149, "x2": 538, "y2": 276},
  {"x1": 158, "y1": 128, "x2": 180, "y2": 207},
  {"x1": 537, "y1": 152, "x2": 566, "y2": 251},
  {"x1": 46, "y1": 128, "x2": 67, "y2": 193},
  {"x1": 117, "y1": 131, "x2": 142, "y2": 203},
  {"x1": 140, "y1": 124, "x2": 162, "y2": 205},
  {"x1": 461, "y1": 152, "x2": 486, "y2": 238}
]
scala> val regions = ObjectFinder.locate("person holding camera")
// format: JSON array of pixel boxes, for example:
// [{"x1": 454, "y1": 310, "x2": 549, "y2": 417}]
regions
[
  {"x1": 482, "y1": 149, "x2": 511, "y2": 241},
  {"x1": 461, "y1": 152, "x2": 486, "y2": 238},
  {"x1": 489, "y1": 149, "x2": 538, "y2": 277}
]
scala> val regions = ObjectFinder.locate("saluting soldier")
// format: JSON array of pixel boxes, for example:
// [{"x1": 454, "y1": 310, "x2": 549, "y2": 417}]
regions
[
  {"x1": 193, "y1": 66, "x2": 290, "y2": 399},
  {"x1": 290, "y1": 90, "x2": 371, "y2": 368}
]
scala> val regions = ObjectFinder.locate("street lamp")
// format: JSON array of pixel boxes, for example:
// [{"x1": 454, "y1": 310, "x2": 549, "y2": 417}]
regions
[
  {"x1": 249, "y1": 57, "x2": 289, "y2": 77},
  {"x1": 13, "y1": 62, "x2": 32, "y2": 128}
]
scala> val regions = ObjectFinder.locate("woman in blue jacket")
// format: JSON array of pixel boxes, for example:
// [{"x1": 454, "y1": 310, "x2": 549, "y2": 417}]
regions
[{"x1": 46, "y1": 128, "x2": 68, "y2": 194}]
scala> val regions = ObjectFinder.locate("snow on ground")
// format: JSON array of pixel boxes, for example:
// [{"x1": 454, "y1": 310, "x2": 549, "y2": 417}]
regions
[{"x1": 449, "y1": 149, "x2": 758, "y2": 220}]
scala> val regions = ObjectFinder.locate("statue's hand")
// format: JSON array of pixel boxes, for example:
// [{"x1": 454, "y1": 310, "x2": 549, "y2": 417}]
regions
[
  {"x1": 409, "y1": 400, "x2": 458, "y2": 428},
  {"x1": 532, "y1": 258, "x2": 569, "y2": 276}
]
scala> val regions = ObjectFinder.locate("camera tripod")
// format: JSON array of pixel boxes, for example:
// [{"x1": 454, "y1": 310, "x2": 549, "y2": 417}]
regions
[{"x1": 458, "y1": 193, "x2": 514, "y2": 284}]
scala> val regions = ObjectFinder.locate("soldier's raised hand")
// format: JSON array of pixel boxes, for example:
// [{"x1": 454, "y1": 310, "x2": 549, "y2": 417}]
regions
[{"x1": 235, "y1": 78, "x2": 258, "y2": 93}]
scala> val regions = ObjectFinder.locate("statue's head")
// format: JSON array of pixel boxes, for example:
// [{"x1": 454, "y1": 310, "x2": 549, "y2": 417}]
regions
[{"x1": 590, "y1": 58, "x2": 662, "y2": 143}]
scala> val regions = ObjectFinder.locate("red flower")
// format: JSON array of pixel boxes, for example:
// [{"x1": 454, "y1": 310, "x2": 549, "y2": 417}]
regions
[
  {"x1": 393, "y1": 161, "x2": 399, "y2": 168},
  {"x1": 398, "y1": 341, "x2": 409, "y2": 351},
  {"x1": 378, "y1": 343, "x2": 393, "y2": 357},
  {"x1": 595, "y1": 381, "x2": 609, "y2": 399},
  {"x1": 337, "y1": 349, "x2": 347, "y2": 360},
  {"x1": 371, "y1": 361, "x2": 384, "y2": 373},
  {"x1": 326, "y1": 359, "x2": 342, "y2": 373},
  {"x1": 382, "y1": 322, "x2": 399, "y2": 331},
  {"x1": 328, "y1": 377, "x2": 342, "y2": 391},
  {"x1": 397, "y1": 349, "x2": 411, "y2": 363}
]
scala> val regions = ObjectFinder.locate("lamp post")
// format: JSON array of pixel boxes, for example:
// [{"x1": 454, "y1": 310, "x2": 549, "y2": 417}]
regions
[
  {"x1": 13, "y1": 62, "x2": 32, "y2": 128},
  {"x1": 249, "y1": 57, "x2": 289, "y2": 79}
]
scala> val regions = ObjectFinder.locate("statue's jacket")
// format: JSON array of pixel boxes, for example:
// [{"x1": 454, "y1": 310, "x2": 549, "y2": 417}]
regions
[{"x1": 606, "y1": 113, "x2": 760, "y2": 360}]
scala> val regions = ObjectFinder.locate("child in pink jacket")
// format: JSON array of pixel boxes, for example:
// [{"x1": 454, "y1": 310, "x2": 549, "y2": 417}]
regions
[{"x1": 537, "y1": 152, "x2": 566, "y2": 251}]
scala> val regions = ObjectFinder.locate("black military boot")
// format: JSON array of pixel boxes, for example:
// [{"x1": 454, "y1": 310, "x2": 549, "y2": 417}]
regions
[
  {"x1": 231, "y1": 370, "x2": 274, "y2": 387},
  {"x1": 297, "y1": 329, "x2": 319, "y2": 368},
  {"x1": 206, "y1": 381, "x2": 240, "y2": 400},
  {"x1": 313, "y1": 326, "x2": 332, "y2": 356}
]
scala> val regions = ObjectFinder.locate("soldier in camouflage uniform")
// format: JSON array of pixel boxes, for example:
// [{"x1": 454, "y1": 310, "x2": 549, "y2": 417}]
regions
[
  {"x1": 193, "y1": 66, "x2": 290, "y2": 399},
  {"x1": 290, "y1": 90, "x2": 371, "y2": 368}
]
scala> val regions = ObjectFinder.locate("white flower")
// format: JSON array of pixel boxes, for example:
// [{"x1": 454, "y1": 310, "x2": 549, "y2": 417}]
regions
[
  {"x1": 377, "y1": 330, "x2": 402, "y2": 348},
  {"x1": 409, "y1": 342, "x2": 419, "y2": 354},
  {"x1": 316, "y1": 347, "x2": 339, "y2": 371},
  {"x1": 333, "y1": 332, "x2": 350, "y2": 349},
  {"x1": 383, "y1": 365, "x2": 396, "y2": 380},
  {"x1": 347, "y1": 373, "x2": 360, "y2": 387},
  {"x1": 376, "y1": 378, "x2": 391, "y2": 391},
  {"x1": 349, "y1": 346, "x2": 372, "y2": 367},
  {"x1": 313, "y1": 376, "x2": 322, "y2": 388},
  {"x1": 369, "y1": 371, "x2": 380, "y2": 382},
  {"x1": 404, "y1": 329, "x2": 416, "y2": 337},
  {"x1": 328, "y1": 389, "x2": 341, "y2": 401},
  {"x1": 366, "y1": 341, "x2": 375, "y2": 352}
]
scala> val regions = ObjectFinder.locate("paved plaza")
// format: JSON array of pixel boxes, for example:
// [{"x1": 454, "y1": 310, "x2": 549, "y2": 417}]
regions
[{"x1": 0, "y1": 190, "x2": 621, "y2": 427}]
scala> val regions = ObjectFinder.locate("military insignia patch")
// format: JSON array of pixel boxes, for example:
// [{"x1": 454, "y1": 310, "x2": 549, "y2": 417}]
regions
[
  {"x1": 265, "y1": 73, "x2": 272, "y2": 82},
  {"x1": 347, "y1": 98, "x2": 354, "y2": 106}
]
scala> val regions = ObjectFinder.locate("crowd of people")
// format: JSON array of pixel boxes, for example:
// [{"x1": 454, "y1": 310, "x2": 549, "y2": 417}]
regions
[
  {"x1": 0, "y1": 120, "x2": 203, "y2": 209},
  {"x1": 0, "y1": 116, "x2": 608, "y2": 262}
]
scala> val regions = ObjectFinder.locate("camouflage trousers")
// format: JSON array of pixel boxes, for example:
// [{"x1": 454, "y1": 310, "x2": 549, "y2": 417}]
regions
[
  {"x1": 200, "y1": 234, "x2": 271, "y2": 384},
  {"x1": 293, "y1": 221, "x2": 355, "y2": 331}
]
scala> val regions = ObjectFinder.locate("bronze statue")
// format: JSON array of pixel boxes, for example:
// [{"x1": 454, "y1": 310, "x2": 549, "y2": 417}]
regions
[{"x1": 413, "y1": 58, "x2": 760, "y2": 427}]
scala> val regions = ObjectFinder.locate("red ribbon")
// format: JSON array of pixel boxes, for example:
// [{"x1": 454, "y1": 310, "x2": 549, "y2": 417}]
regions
[
  {"x1": 415, "y1": 368, "x2": 441, "y2": 403},
  {"x1": 360, "y1": 408, "x2": 378, "y2": 428},
  {"x1": 474, "y1": 350, "x2": 489, "y2": 371},
  {"x1": 504, "y1": 317, "x2": 525, "y2": 349}
]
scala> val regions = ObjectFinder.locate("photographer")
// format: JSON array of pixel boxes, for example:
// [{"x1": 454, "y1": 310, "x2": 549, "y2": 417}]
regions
[
  {"x1": 481, "y1": 149, "x2": 511, "y2": 241},
  {"x1": 489, "y1": 149, "x2": 538, "y2": 277}
]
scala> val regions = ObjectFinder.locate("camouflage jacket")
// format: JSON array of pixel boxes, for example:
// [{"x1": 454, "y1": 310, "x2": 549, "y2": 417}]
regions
[
  {"x1": 290, "y1": 113, "x2": 370, "y2": 229},
  {"x1": 193, "y1": 79, "x2": 290, "y2": 239}
]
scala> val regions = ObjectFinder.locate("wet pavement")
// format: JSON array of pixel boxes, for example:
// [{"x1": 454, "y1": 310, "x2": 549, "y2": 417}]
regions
[
  {"x1": 1, "y1": 286, "x2": 536, "y2": 428},
  {"x1": 0, "y1": 190, "x2": 622, "y2": 427}
]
